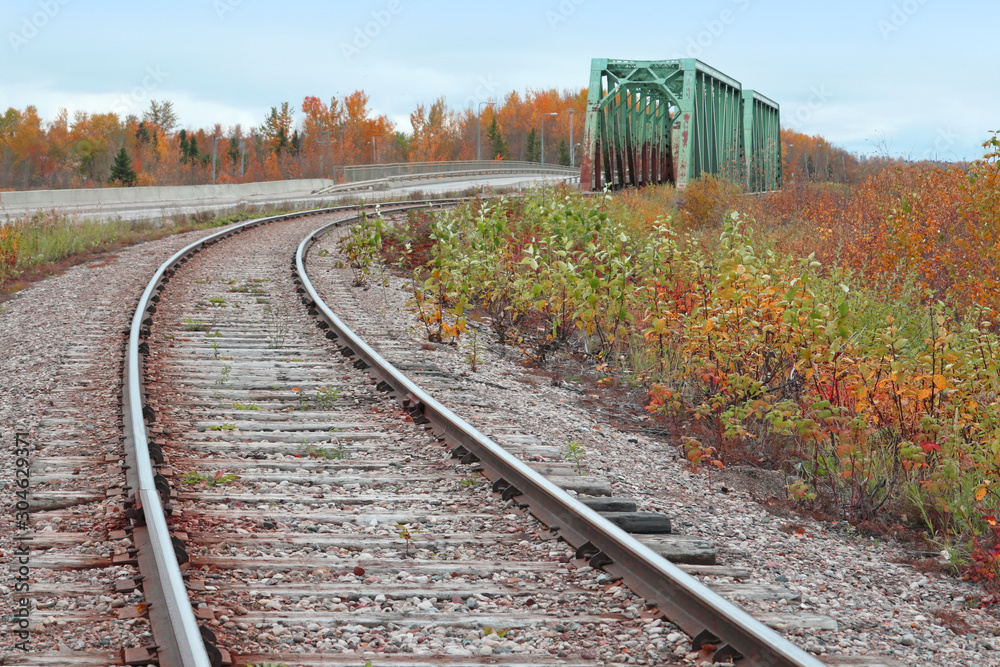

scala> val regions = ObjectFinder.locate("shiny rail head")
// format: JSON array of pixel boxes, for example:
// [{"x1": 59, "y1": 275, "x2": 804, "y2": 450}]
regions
[
  {"x1": 121, "y1": 198, "x2": 478, "y2": 666},
  {"x1": 293, "y1": 211, "x2": 824, "y2": 667}
]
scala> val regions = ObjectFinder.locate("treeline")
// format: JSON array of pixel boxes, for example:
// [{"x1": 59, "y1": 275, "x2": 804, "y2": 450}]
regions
[
  {"x1": 780, "y1": 127, "x2": 961, "y2": 185},
  {"x1": 0, "y1": 89, "x2": 586, "y2": 190},
  {"x1": 1, "y1": 87, "x2": 948, "y2": 191}
]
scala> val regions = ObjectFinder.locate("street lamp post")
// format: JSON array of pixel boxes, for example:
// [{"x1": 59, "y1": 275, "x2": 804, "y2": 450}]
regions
[
  {"x1": 477, "y1": 100, "x2": 496, "y2": 162},
  {"x1": 541, "y1": 112, "x2": 558, "y2": 164},
  {"x1": 212, "y1": 134, "x2": 222, "y2": 184},
  {"x1": 569, "y1": 108, "x2": 574, "y2": 167}
]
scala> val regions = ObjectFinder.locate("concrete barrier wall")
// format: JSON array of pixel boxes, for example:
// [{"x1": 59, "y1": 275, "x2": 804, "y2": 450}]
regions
[{"x1": 0, "y1": 179, "x2": 334, "y2": 209}]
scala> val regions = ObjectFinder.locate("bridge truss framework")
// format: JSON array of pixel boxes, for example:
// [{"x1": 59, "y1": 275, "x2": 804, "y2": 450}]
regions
[{"x1": 580, "y1": 58, "x2": 781, "y2": 192}]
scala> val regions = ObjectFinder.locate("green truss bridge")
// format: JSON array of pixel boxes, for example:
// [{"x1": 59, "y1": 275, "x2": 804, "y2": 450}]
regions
[{"x1": 581, "y1": 58, "x2": 781, "y2": 192}]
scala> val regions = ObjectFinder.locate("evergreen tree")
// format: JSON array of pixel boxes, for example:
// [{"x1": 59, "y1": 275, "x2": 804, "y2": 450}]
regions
[
  {"x1": 524, "y1": 128, "x2": 540, "y2": 163},
  {"x1": 291, "y1": 130, "x2": 301, "y2": 154},
  {"x1": 486, "y1": 116, "x2": 509, "y2": 160},
  {"x1": 227, "y1": 135, "x2": 242, "y2": 171},
  {"x1": 557, "y1": 139, "x2": 571, "y2": 166},
  {"x1": 178, "y1": 129, "x2": 189, "y2": 163},
  {"x1": 135, "y1": 122, "x2": 150, "y2": 144},
  {"x1": 109, "y1": 147, "x2": 137, "y2": 186},
  {"x1": 187, "y1": 135, "x2": 200, "y2": 162}
]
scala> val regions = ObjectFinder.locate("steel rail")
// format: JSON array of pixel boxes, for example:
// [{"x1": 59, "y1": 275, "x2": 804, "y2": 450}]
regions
[
  {"x1": 122, "y1": 199, "x2": 461, "y2": 666},
  {"x1": 296, "y1": 218, "x2": 827, "y2": 667}
]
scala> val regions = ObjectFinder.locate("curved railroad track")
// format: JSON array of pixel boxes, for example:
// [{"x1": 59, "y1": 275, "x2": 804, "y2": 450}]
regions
[
  {"x1": 12, "y1": 199, "x2": 971, "y2": 667},
  {"x1": 118, "y1": 199, "x2": 839, "y2": 667}
]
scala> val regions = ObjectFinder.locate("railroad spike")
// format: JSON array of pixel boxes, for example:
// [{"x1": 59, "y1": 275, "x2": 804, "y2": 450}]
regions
[
  {"x1": 122, "y1": 646, "x2": 158, "y2": 666},
  {"x1": 589, "y1": 551, "x2": 613, "y2": 569},
  {"x1": 501, "y1": 484, "x2": 522, "y2": 501},
  {"x1": 204, "y1": 642, "x2": 223, "y2": 667},
  {"x1": 154, "y1": 474, "x2": 171, "y2": 500},
  {"x1": 171, "y1": 535, "x2": 189, "y2": 565},
  {"x1": 712, "y1": 644, "x2": 743, "y2": 662},
  {"x1": 200, "y1": 625, "x2": 219, "y2": 644},
  {"x1": 691, "y1": 629, "x2": 722, "y2": 651}
]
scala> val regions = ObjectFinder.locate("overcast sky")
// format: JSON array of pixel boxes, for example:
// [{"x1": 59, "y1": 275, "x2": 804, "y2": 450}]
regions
[{"x1": 1, "y1": 0, "x2": 995, "y2": 161}]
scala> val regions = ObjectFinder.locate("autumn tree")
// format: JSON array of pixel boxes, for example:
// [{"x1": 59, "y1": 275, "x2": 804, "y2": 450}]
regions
[
  {"x1": 0, "y1": 86, "x2": 595, "y2": 189},
  {"x1": 782, "y1": 128, "x2": 859, "y2": 184},
  {"x1": 109, "y1": 147, "x2": 137, "y2": 186},
  {"x1": 143, "y1": 100, "x2": 178, "y2": 133},
  {"x1": 409, "y1": 97, "x2": 465, "y2": 162},
  {"x1": 261, "y1": 102, "x2": 294, "y2": 154},
  {"x1": 343, "y1": 91, "x2": 394, "y2": 164}
]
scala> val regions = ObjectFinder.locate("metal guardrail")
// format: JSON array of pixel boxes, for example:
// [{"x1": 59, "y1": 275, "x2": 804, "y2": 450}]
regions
[
  {"x1": 295, "y1": 218, "x2": 826, "y2": 667},
  {"x1": 334, "y1": 160, "x2": 579, "y2": 184}
]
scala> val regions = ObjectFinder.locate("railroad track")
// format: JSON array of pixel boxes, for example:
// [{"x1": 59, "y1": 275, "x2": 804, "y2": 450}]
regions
[{"x1": 7, "y1": 201, "x2": 914, "y2": 666}]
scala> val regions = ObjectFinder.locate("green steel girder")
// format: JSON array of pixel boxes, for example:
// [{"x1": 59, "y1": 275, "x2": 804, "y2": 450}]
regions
[
  {"x1": 581, "y1": 58, "x2": 781, "y2": 192},
  {"x1": 742, "y1": 90, "x2": 783, "y2": 192}
]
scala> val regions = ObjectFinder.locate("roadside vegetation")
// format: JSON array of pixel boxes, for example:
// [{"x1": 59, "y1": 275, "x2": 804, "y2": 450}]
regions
[
  {"x1": 371, "y1": 132, "x2": 1000, "y2": 590},
  {"x1": 0, "y1": 207, "x2": 289, "y2": 299},
  {"x1": 0, "y1": 186, "x2": 483, "y2": 301}
]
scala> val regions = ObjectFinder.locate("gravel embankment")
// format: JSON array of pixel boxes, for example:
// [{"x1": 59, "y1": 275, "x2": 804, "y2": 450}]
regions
[
  {"x1": 303, "y1": 223, "x2": 1000, "y2": 667},
  {"x1": 0, "y1": 228, "x2": 240, "y2": 658}
]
